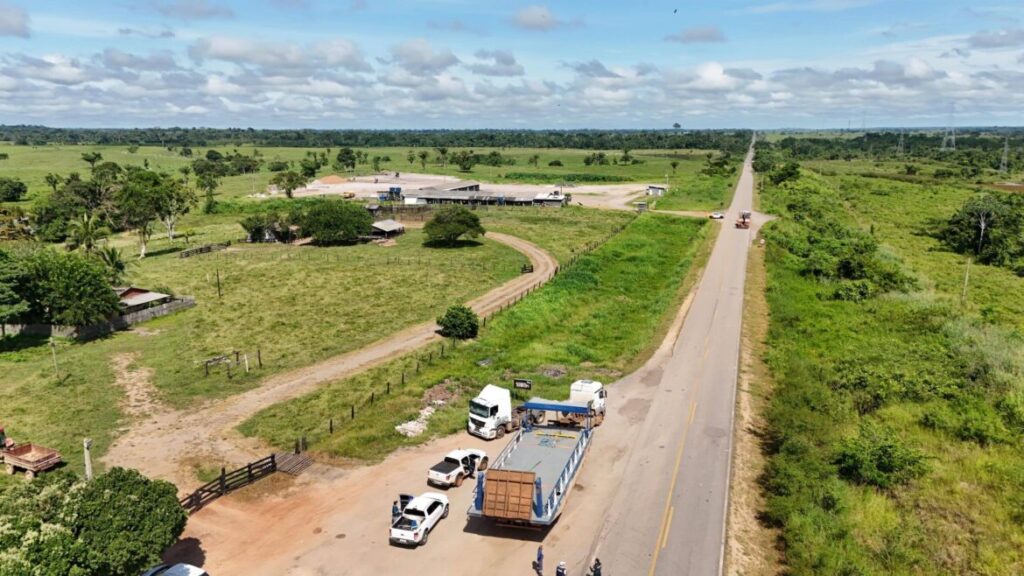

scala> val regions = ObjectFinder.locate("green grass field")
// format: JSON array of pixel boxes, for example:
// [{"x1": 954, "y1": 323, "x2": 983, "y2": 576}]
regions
[
  {"x1": 758, "y1": 166, "x2": 1024, "y2": 574},
  {"x1": 0, "y1": 143, "x2": 720, "y2": 205},
  {"x1": 239, "y1": 213, "x2": 711, "y2": 461}
]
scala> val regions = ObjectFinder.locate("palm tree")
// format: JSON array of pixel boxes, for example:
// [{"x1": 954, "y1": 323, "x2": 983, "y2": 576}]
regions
[
  {"x1": 670, "y1": 161, "x2": 679, "y2": 174},
  {"x1": 418, "y1": 151, "x2": 430, "y2": 170},
  {"x1": 97, "y1": 246, "x2": 134, "y2": 285},
  {"x1": 66, "y1": 214, "x2": 110, "y2": 253},
  {"x1": 45, "y1": 173, "x2": 61, "y2": 193}
]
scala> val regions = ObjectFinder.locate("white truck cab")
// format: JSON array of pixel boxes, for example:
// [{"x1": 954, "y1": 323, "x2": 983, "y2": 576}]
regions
[
  {"x1": 570, "y1": 379, "x2": 607, "y2": 420},
  {"x1": 467, "y1": 384, "x2": 512, "y2": 440}
]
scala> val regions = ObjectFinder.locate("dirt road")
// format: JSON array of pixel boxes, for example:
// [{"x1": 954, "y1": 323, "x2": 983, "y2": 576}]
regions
[{"x1": 102, "y1": 232, "x2": 557, "y2": 492}]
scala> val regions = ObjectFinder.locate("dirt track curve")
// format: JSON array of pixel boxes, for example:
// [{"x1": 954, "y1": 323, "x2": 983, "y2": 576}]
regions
[{"x1": 102, "y1": 231, "x2": 558, "y2": 492}]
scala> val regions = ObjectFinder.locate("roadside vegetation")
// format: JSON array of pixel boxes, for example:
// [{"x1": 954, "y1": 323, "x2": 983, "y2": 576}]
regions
[
  {"x1": 239, "y1": 213, "x2": 710, "y2": 460},
  {"x1": 757, "y1": 154, "x2": 1024, "y2": 573}
]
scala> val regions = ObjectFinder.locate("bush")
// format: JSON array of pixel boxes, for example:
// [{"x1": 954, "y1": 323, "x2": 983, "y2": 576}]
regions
[
  {"x1": 548, "y1": 160, "x2": 564, "y2": 167},
  {"x1": 834, "y1": 421, "x2": 928, "y2": 489},
  {"x1": 423, "y1": 205, "x2": 485, "y2": 246},
  {"x1": 267, "y1": 160, "x2": 289, "y2": 172},
  {"x1": 437, "y1": 305, "x2": 479, "y2": 339},
  {"x1": 0, "y1": 177, "x2": 28, "y2": 201},
  {"x1": 13, "y1": 247, "x2": 119, "y2": 326},
  {"x1": 292, "y1": 199, "x2": 372, "y2": 245}
]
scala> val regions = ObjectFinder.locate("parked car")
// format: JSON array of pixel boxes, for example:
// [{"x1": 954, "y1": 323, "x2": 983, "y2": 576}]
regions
[
  {"x1": 389, "y1": 492, "x2": 449, "y2": 547},
  {"x1": 427, "y1": 449, "x2": 488, "y2": 488},
  {"x1": 709, "y1": 212, "x2": 725, "y2": 220},
  {"x1": 140, "y1": 564, "x2": 208, "y2": 576}
]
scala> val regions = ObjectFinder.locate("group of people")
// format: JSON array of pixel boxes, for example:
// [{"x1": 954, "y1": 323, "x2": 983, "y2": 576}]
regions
[{"x1": 536, "y1": 545, "x2": 602, "y2": 576}]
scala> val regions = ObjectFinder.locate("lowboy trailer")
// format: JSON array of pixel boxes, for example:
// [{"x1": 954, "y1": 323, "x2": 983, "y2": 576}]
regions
[{"x1": 467, "y1": 398, "x2": 595, "y2": 527}]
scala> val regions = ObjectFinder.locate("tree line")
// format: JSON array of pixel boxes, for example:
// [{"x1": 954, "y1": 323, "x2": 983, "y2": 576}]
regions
[{"x1": 0, "y1": 126, "x2": 753, "y2": 155}]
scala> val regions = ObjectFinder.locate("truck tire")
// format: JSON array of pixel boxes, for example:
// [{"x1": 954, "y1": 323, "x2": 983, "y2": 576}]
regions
[
  {"x1": 478, "y1": 456, "x2": 489, "y2": 471},
  {"x1": 420, "y1": 528, "x2": 430, "y2": 546},
  {"x1": 454, "y1": 474, "x2": 464, "y2": 488},
  {"x1": 496, "y1": 427, "x2": 505, "y2": 440},
  {"x1": 25, "y1": 469, "x2": 35, "y2": 480},
  {"x1": 442, "y1": 504, "x2": 449, "y2": 519}
]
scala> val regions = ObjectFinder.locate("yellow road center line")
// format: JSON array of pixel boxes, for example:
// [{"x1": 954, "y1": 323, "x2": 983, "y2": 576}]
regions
[
  {"x1": 689, "y1": 401, "x2": 697, "y2": 425},
  {"x1": 661, "y1": 506, "x2": 675, "y2": 550}
]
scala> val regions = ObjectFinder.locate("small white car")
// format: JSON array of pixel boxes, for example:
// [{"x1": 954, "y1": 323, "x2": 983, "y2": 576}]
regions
[
  {"x1": 709, "y1": 212, "x2": 725, "y2": 220},
  {"x1": 390, "y1": 492, "x2": 450, "y2": 547},
  {"x1": 427, "y1": 449, "x2": 488, "y2": 488},
  {"x1": 140, "y1": 564, "x2": 208, "y2": 576}
]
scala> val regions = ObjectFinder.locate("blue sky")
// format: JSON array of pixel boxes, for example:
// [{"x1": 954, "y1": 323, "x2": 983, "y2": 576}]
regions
[{"x1": 0, "y1": 0, "x2": 1022, "y2": 128}]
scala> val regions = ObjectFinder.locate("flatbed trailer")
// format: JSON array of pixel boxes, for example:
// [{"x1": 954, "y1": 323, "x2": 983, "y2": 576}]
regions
[
  {"x1": 2, "y1": 443, "x2": 62, "y2": 479},
  {"x1": 467, "y1": 398, "x2": 594, "y2": 527}
]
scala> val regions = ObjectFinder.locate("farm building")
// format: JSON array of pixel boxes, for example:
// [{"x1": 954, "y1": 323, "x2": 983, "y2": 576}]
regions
[
  {"x1": 647, "y1": 185, "x2": 667, "y2": 197},
  {"x1": 401, "y1": 179, "x2": 566, "y2": 207},
  {"x1": 372, "y1": 219, "x2": 405, "y2": 237},
  {"x1": 114, "y1": 287, "x2": 173, "y2": 314}
]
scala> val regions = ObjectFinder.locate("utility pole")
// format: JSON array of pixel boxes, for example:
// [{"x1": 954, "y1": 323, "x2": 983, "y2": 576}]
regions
[
  {"x1": 48, "y1": 338, "x2": 60, "y2": 380},
  {"x1": 1000, "y1": 137, "x2": 1009, "y2": 174},
  {"x1": 83, "y1": 438, "x2": 94, "y2": 481}
]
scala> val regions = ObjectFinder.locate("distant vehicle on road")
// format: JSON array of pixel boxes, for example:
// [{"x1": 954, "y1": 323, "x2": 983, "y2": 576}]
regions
[
  {"x1": 427, "y1": 449, "x2": 488, "y2": 488},
  {"x1": 390, "y1": 492, "x2": 449, "y2": 547},
  {"x1": 709, "y1": 212, "x2": 725, "y2": 219},
  {"x1": 736, "y1": 210, "x2": 752, "y2": 229},
  {"x1": 140, "y1": 564, "x2": 208, "y2": 576}
]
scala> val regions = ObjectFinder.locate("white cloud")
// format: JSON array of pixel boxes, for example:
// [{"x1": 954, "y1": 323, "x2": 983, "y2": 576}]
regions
[
  {"x1": 387, "y1": 39, "x2": 459, "y2": 75},
  {"x1": 512, "y1": 5, "x2": 578, "y2": 31},
  {"x1": 151, "y1": 0, "x2": 233, "y2": 20},
  {"x1": 666, "y1": 26, "x2": 726, "y2": 44},
  {"x1": 565, "y1": 60, "x2": 620, "y2": 78},
  {"x1": 189, "y1": 36, "x2": 371, "y2": 72},
  {"x1": 968, "y1": 28, "x2": 1024, "y2": 49},
  {"x1": 466, "y1": 50, "x2": 524, "y2": 77},
  {"x1": 740, "y1": 0, "x2": 878, "y2": 14},
  {"x1": 0, "y1": 2, "x2": 29, "y2": 37}
]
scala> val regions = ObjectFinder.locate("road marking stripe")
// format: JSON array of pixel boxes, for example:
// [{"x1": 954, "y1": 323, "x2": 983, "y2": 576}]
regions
[
  {"x1": 689, "y1": 401, "x2": 697, "y2": 425},
  {"x1": 661, "y1": 506, "x2": 675, "y2": 550}
]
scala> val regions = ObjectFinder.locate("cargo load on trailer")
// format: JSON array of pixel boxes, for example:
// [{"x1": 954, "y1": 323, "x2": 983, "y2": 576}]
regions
[{"x1": 467, "y1": 397, "x2": 598, "y2": 527}]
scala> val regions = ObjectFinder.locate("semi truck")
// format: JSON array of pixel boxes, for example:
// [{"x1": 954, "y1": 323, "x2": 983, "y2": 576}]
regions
[
  {"x1": 467, "y1": 381, "x2": 606, "y2": 440},
  {"x1": 466, "y1": 397, "x2": 599, "y2": 528}
]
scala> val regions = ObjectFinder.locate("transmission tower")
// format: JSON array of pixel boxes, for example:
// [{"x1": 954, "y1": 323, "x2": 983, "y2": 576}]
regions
[
  {"x1": 941, "y1": 106, "x2": 956, "y2": 152},
  {"x1": 999, "y1": 137, "x2": 1009, "y2": 174}
]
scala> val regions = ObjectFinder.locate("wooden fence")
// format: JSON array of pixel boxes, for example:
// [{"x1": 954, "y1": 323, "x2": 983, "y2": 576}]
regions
[
  {"x1": 179, "y1": 242, "x2": 230, "y2": 259},
  {"x1": 179, "y1": 454, "x2": 277, "y2": 513}
]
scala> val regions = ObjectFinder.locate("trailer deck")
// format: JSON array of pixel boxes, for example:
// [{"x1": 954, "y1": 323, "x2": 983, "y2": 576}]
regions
[{"x1": 468, "y1": 398, "x2": 594, "y2": 526}]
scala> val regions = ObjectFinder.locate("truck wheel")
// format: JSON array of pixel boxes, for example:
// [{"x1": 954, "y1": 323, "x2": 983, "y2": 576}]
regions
[
  {"x1": 478, "y1": 456, "x2": 489, "y2": 471},
  {"x1": 25, "y1": 469, "x2": 35, "y2": 480},
  {"x1": 496, "y1": 427, "x2": 505, "y2": 440},
  {"x1": 442, "y1": 504, "x2": 449, "y2": 519},
  {"x1": 504, "y1": 422, "x2": 513, "y2": 433},
  {"x1": 454, "y1": 474, "x2": 464, "y2": 488},
  {"x1": 420, "y1": 528, "x2": 430, "y2": 546},
  {"x1": 4, "y1": 464, "x2": 14, "y2": 476}
]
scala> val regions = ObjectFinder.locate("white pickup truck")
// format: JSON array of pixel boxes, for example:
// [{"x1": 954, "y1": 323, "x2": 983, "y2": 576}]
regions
[
  {"x1": 427, "y1": 449, "x2": 488, "y2": 488},
  {"x1": 389, "y1": 492, "x2": 449, "y2": 547}
]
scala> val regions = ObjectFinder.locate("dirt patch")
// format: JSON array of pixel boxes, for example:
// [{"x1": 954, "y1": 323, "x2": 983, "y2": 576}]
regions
[
  {"x1": 541, "y1": 365, "x2": 568, "y2": 378},
  {"x1": 725, "y1": 235, "x2": 783, "y2": 576},
  {"x1": 618, "y1": 397, "x2": 652, "y2": 424},
  {"x1": 131, "y1": 327, "x2": 163, "y2": 337},
  {"x1": 422, "y1": 380, "x2": 459, "y2": 405},
  {"x1": 110, "y1": 352, "x2": 160, "y2": 419}
]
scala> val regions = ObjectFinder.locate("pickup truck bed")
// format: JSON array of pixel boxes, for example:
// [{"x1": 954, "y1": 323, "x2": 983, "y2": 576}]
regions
[{"x1": 430, "y1": 460, "x2": 461, "y2": 475}]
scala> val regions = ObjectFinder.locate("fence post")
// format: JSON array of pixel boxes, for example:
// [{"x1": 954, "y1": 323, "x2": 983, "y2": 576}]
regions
[
  {"x1": 219, "y1": 467, "x2": 226, "y2": 495},
  {"x1": 247, "y1": 462, "x2": 253, "y2": 483},
  {"x1": 387, "y1": 381, "x2": 391, "y2": 394},
  {"x1": 329, "y1": 418, "x2": 334, "y2": 434},
  {"x1": 257, "y1": 347, "x2": 263, "y2": 368},
  {"x1": 294, "y1": 439, "x2": 300, "y2": 454},
  {"x1": 271, "y1": 453, "x2": 277, "y2": 471},
  {"x1": 402, "y1": 372, "x2": 405, "y2": 385},
  {"x1": 301, "y1": 436, "x2": 307, "y2": 452},
  {"x1": 371, "y1": 392, "x2": 375, "y2": 404},
  {"x1": 351, "y1": 405, "x2": 355, "y2": 419}
]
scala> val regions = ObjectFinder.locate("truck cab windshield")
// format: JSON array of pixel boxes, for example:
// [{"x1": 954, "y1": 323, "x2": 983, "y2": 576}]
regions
[{"x1": 469, "y1": 401, "x2": 495, "y2": 418}]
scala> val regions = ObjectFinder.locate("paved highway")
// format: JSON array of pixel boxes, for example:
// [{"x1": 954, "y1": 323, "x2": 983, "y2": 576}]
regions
[{"x1": 596, "y1": 145, "x2": 756, "y2": 575}]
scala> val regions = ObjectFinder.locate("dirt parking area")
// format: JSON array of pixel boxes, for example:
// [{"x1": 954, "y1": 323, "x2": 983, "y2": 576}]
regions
[
  {"x1": 284, "y1": 171, "x2": 653, "y2": 211},
  {"x1": 165, "y1": 275, "x2": 700, "y2": 576}
]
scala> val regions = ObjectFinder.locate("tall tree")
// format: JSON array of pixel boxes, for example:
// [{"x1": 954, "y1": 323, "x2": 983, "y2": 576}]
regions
[
  {"x1": 418, "y1": 150, "x2": 429, "y2": 170},
  {"x1": 423, "y1": 205, "x2": 486, "y2": 246},
  {"x1": 65, "y1": 213, "x2": 110, "y2": 253},
  {"x1": 335, "y1": 147, "x2": 357, "y2": 171},
  {"x1": 154, "y1": 175, "x2": 196, "y2": 240},
  {"x1": 44, "y1": 172, "x2": 61, "y2": 193},
  {"x1": 197, "y1": 172, "x2": 220, "y2": 214},
  {"x1": 670, "y1": 160, "x2": 679, "y2": 174},
  {"x1": 18, "y1": 248, "x2": 119, "y2": 325},
  {"x1": 292, "y1": 199, "x2": 372, "y2": 244},
  {"x1": 116, "y1": 168, "x2": 163, "y2": 258},
  {"x1": 436, "y1": 146, "x2": 449, "y2": 167},
  {"x1": 270, "y1": 170, "x2": 307, "y2": 199},
  {"x1": 80, "y1": 151, "x2": 103, "y2": 169},
  {"x1": 407, "y1": 150, "x2": 415, "y2": 166},
  {"x1": 96, "y1": 246, "x2": 133, "y2": 285},
  {"x1": 0, "y1": 250, "x2": 29, "y2": 334}
]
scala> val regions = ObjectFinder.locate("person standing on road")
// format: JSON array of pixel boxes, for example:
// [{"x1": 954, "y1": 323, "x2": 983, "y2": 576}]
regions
[
  {"x1": 535, "y1": 544, "x2": 544, "y2": 574},
  {"x1": 555, "y1": 560, "x2": 567, "y2": 576},
  {"x1": 392, "y1": 500, "x2": 400, "y2": 525}
]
